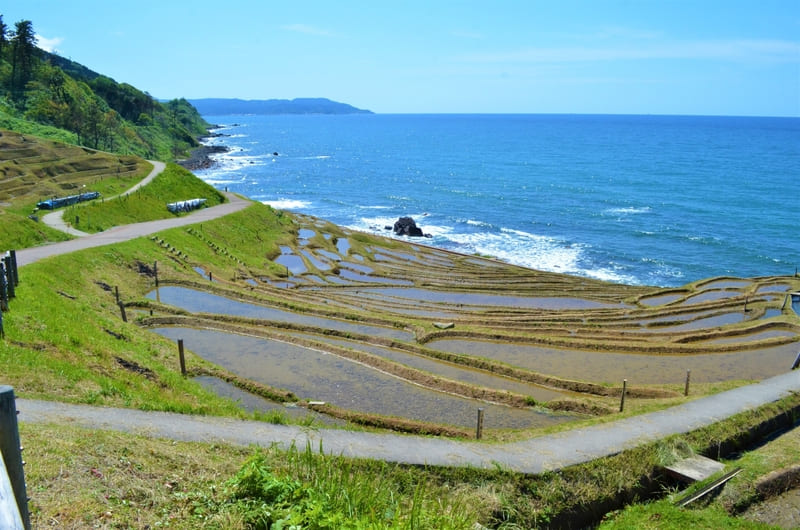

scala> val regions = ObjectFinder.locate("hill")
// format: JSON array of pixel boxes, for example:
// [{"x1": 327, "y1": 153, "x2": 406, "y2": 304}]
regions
[
  {"x1": 188, "y1": 97, "x2": 373, "y2": 115},
  {"x1": 0, "y1": 18, "x2": 209, "y2": 161}
]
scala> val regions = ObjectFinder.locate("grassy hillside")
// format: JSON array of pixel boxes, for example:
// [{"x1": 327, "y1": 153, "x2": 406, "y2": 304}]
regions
[
  {"x1": 0, "y1": 129, "x2": 151, "y2": 248},
  {"x1": 0, "y1": 16, "x2": 210, "y2": 161}
]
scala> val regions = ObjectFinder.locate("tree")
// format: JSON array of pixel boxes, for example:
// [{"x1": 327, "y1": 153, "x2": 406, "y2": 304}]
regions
[
  {"x1": 10, "y1": 19, "x2": 37, "y2": 97},
  {"x1": 0, "y1": 16, "x2": 8, "y2": 58}
]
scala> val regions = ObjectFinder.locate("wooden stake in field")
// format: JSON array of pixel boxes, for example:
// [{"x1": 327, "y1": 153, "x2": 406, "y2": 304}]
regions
[
  {"x1": 476, "y1": 408, "x2": 484, "y2": 440},
  {"x1": 685, "y1": 370, "x2": 691, "y2": 396},
  {"x1": 178, "y1": 339, "x2": 186, "y2": 376},
  {"x1": 619, "y1": 379, "x2": 627, "y2": 412}
]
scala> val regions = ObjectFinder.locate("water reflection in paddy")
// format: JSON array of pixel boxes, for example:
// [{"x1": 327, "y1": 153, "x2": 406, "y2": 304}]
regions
[
  {"x1": 147, "y1": 286, "x2": 412, "y2": 341},
  {"x1": 639, "y1": 293, "x2": 684, "y2": 306},
  {"x1": 336, "y1": 238, "x2": 350, "y2": 255},
  {"x1": 334, "y1": 270, "x2": 413, "y2": 285},
  {"x1": 429, "y1": 339, "x2": 800, "y2": 384},
  {"x1": 290, "y1": 332, "x2": 567, "y2": 402},
  {"x1": 338, "y1": 287, "x2": 619, "y2": 309},
  {"x1": 195, "y1": 375, "x2": 344, "y2": 426},
  {"x1": 654, "y1": 312, "x2": 745, "y2": 332},
  {"x1": 706, "y1": 330, "x2": 796, "y2": 345},
  {"x1": 153, "y1": 327, "x2": 571, "y2": 429},
  {"x1": 300, "y1": 250, "x2": 331, "y2": 271},
  {"x1": 275, "y1": 247, "x2": 307, "y2": 274}
]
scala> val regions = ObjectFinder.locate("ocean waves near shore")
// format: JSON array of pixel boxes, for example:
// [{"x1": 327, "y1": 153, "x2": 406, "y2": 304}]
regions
[{"x1": 196, "y1": 113, "x2": 799, "y2": 287}]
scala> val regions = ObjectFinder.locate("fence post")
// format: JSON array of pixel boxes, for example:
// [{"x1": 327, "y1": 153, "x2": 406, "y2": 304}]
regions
[
  {"x1": 0, "y1": 263, "x2": 7, "y2": 312},
  {"x1": 619, "y1": 379, "x2": 627, "y2": 412},
  {"x1": 3, "y1": 257, "x2": 13, "y2": 300},
  {"x1": 791, "y1": 352, "x2": 800, "y2": 371},
  {"x1": 118, "y1": 302, "x2": 127, "y2": 323},
  {"x1": 684, "y1": 370, "x2": 691, "y2": 396},
  {"x1": 8, "y1": 251, "x2": 17, "y2": 287},
  {"x1": 154, "y1": 261, "x2": 159, "y2": 288},
  {"x1": 0, "y1": 386, "x2": 30, "y2": 529},
  {"x1": 476, "y1": 408, "x2": 484, "y2": 440},
  {"x1": 178, "y1": 339, "x2": 186, "y2": 375}
]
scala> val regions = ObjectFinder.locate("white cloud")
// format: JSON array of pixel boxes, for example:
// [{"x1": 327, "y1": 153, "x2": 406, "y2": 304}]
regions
[
  {"x1": 281, "y1": 24, "x2": 335, "y2": 37},
  {"x1": 35, "y1": 34, "x2": 63, "y2": 53}
]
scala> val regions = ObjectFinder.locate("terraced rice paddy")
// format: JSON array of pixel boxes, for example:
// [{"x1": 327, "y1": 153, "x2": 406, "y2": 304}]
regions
[{"x1": 139, "y1": 218, "x2": 800, "y2": 436}]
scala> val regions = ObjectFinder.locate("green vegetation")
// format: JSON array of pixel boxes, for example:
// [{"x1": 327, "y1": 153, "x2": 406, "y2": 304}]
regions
[
  {"x1": 0, "y1": 13, "x2": 210, "y2": 161},
  {"x1": 0, "y1": 129, "x2": 152, "y2": 248},
  {"x1": 68, "y1": 163, "x2": 225, "y2": 233}
]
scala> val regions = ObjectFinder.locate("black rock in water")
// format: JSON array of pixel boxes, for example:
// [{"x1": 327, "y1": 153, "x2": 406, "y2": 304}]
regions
[{"x1": 393, "y1": 217, "x2": 424, "y2": 237}]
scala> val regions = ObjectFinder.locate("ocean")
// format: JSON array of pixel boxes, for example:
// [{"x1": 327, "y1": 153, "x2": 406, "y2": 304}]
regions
[{"x1": 195, "y1": 114, "x2": 799, "y2": 288}]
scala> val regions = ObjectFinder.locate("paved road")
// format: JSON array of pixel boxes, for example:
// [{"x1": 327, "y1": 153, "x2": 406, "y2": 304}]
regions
[
  {"x1": 16, "y1": 370, "x2": 800, "y2": 473},
  {"x1": 41, "y1": 161, "x2": 167, "y2": 237},
  {"x1": 11, "y1": 163, "x2": 800, "y2": 472},
  {"x1": 18, "y1": 191, "x2": 249, "y2": 267}
]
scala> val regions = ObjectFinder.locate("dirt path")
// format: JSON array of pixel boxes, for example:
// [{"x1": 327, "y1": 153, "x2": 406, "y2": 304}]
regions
[{"x1": 16, "y1": 370, "x2": 800, "y2": 473}]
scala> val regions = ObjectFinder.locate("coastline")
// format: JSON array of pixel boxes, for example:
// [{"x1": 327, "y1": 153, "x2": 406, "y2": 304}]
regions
[{"x1": 177, "y1": 133, "x2": 229, "y2": 171}]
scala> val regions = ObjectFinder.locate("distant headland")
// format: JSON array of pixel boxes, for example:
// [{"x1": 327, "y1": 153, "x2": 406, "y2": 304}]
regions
[{"x1": 188, "y1": 97, "x2": 373, "y2": 115}]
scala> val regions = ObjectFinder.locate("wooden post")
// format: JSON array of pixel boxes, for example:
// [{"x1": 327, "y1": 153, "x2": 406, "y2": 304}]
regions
[
  {"x1": 619, "y1": 379, "x2": 627, "y2": 412},
  {"x1": 178, "y1": 339, "x2": 186, "y2": 375},
  {"x1": 476, "y1": 408, "x2": 484, "y2": 440},
  {"x1": 0, "y1": 264, "x2": 7, "y2": 312},
  {"x1": 791, "y1": 352, "x2": 800, "y2": 371},
  {"x1": 4, "y1": 257, "x2": 14, "y2": 299},
  {"x1": 208, "y1": 271, "x2": 213, "y2": 282},
  {"x1": 153, "y1": 261, "x2": 159, "y2": 287},
  {"x1": 0, "y1": 386, "x2": 30, "y2": 529},
  {"x1": 684, "y1": 370, "x2": 691, "y2": 396},
  {"x1": 114, "y1": 286, "x2": 119, "y2": 304},
  {"x1": 118, "y1": 302, "x2": 127, "y2": 323},
  {"x1": 8, "y1": 250, "x2": 17, "y2": 287}
]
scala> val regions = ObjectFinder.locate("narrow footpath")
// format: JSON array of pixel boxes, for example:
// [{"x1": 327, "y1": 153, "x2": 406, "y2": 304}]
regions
[
  {"x1": 40, "y1": 161, "x2": 167, "y2": 237},
  {"x1": 12, "y1": 162, "x2": 800, "y2": 473}
]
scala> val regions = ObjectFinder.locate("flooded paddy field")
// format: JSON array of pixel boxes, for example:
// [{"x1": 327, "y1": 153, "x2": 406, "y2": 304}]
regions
[
  {"x1": 147, "y1": 286, "x2": 412, "y2": 341},
  {"x1": 427, "y1": 339, "x2": 800, "y2": 384},
  {"x1": 194, "y1": 375, "x2": 345, "y2": 426},
  {"x1": 288, "y1": 332, "x2": 568, "y2": 402},
  {"x1": 140, "y1": 218, "x2": 800, "y2": 435},
  {"x1": 153, "y1": 327, "x2": 571, "y2": 430}
]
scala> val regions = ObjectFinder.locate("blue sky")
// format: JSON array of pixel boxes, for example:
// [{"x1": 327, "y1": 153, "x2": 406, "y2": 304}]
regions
[{"x1": 6, "y1": 1, "x2": 800, "y2": 116}]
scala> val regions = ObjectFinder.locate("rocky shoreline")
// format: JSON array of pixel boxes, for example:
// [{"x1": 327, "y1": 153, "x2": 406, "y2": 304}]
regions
[{"x1": 177, "y1": 132, "x2": 230, "y2": 171}]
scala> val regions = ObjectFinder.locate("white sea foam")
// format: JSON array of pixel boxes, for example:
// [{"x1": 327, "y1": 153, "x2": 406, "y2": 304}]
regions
[
  {"x1": 604, "y1": 206, "x2": 652, "y2": 215},
  {"x1": 446, "y1": 230, "x2": 581, "y2": 273},
  {"x1": 262, "y1": 199, "x2": 312, "y2": 210}
]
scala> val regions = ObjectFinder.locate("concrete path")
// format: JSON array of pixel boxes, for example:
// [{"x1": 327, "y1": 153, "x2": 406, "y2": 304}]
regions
[
  {"x1": 18, "y1": 191, "x2": 249, "y2": 267},
  {"x1": 41, "y1": 161, "x2": 167, "y2": 238},
  {"x1": 16, "y1": 370, "x2": 800, "y2": 473}
]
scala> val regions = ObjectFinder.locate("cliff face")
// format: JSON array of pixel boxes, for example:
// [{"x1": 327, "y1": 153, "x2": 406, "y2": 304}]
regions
[{"x1": 188, "y1": 97, "x2": 373, "y2": 115}]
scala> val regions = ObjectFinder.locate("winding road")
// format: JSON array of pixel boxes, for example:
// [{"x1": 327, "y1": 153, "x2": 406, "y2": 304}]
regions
[{"x1": 13, "y1": 161, "x2": 800, "y2": 472}]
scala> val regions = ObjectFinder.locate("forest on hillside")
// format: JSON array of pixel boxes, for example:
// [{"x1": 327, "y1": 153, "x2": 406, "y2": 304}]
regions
[{"x1": 0, "y1": 15, "x2": 209, "y2": 161}]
